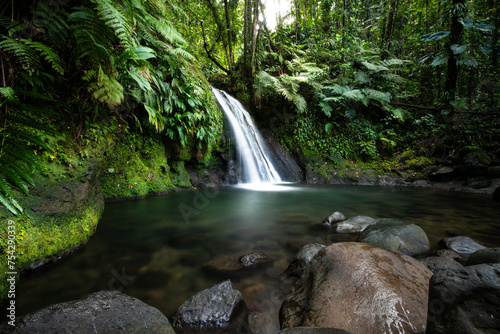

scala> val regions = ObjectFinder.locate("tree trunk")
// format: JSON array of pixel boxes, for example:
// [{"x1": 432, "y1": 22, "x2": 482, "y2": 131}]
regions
[
  {"x1": 251, "y1": 0, "x2": 259, "y2": 77},
  {"x1": 243, "y1": 0, "x2": 251, "y2": 77},
  {"x1": 223, "y1": 0, "x2": 233, "y2": 69},
  {"x1": 443, "y1": 0, "x2": 466, "y2": 108},
  {"x1": 382, "y1": 0, "x2": 398, "y2": 59}
]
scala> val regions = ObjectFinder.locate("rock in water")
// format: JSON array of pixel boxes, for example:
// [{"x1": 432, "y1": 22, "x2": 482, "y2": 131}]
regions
[
  {"x1": 172, "y1": 280, "x2": 246, "y2": 332},
  {"x1": 360, "y1": 218, "x2": 431, "y2": 256},
  {"x1": 238, "y1": 252, "x2": 270, "y2": 267},
  {"x1": 426, "y1": 263, "x2": 500, "y2": 334},
  {"x1": 334, "y1": 215, "x2": 376, "y2": 233},
  {"x1": 279, "y1": 242, "x2": 432, "y2": 334},
  {"x1": 466, "y1": 248, "x2": 500, "y2": 266},
  {"x1": 0, "y1": 291, "x2": 175, "y2": 334},
  {"x1": 321, "y1": 211, "x2": 346, "y2": 226},
  {"x1": 440, "y1": 236, "x2": 487, "y2": 257},
  {"x1": 281, "y1": 243, "x2": 326, "y2": 280}
]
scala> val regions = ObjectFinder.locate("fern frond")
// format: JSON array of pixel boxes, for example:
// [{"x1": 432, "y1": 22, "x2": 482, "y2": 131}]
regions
[
  {"x1": 169, "y1": 47, "x2": 195, "y2": 61},
  {"x1": 92, "y1": 0, "x2": 135, "y2": 47},
  {"x1": 0, "y1": 38, "x2": 41, "y2": 74},
  {"x1": 362, "y1": 88, "x2": 391, "y2": 105},
  {"x1": 381, "y1": 73, "x2": 406, "y2": 84},
  {"x1": 0, "y1": 177, "x2": 22, "y2": 214},
  {"x1": 361, "y1": 61, "x2": 389, "y2": 72},
  {"x1": 35, "y1": 2, "x2": 69, "y2": 46},
  {"x1": 24, "y1": 40, "x2": 65, "y2": 75}
]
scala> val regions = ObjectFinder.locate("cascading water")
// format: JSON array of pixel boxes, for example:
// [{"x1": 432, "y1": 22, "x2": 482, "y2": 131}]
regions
[{"x1": 212, "y1": 87, "x2": 282, "y2": 185}]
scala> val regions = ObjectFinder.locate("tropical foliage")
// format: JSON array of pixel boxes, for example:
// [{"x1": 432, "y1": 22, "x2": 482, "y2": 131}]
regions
[{"x1": 0, "y1": 0, "x2": 223, "y2": 214}]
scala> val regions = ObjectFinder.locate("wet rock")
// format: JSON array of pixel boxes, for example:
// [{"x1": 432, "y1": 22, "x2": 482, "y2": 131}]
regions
[
  {"x1": 429, "y1": 166, "x2": 455, "y2": 180},
  {"x1": 436, "y1": 249, "x2": 464, "y2": 263},
  {"x1": 466, "y1": 248, "x2": 500, "y2": 266},
  {"x1": 239, "y1": 252, "x2": 270, "y2": 267},
  {"x1": 320, "y1": 211, "x2": 346, "y2": 226},
  {"x1": 439, "y1": 236, "x2": 487, "y2": 257},
  {"x1": 281, "y1": 243, "x2": 326, "y2": 281},
  {"x1": 426, "y1": 263, "x2": 500, "y2": 334},
  {"x1": 171, "y1": 280, "x2": 246, "y2": 333},
  {"x1": 279, "y1": 328, "x2": 354, "y2": 334},
  {"x1": 334, "y1": 215, "x2": 376, "y2": 233},
  {"x1": 280, "y1": 242, "x2": 432, "y2": 334},
  {"x1": 466, "y1": 176, "x2": 492, "y2": 189},
  {"x1": 359, "y1": 218, "x2": 431, "y2": 257},
  {"x1": 421, "y1": 256, "x2": 463, "y2": 274},
  {"x1": 205, "y1": 252, "x2": 272, "y2": 275},
  {"x1": 456, "y1": 151, "x2": 491, "y2": 177},
  {"x1": 0, "y1": 290, "x2": 175, "y2": 334},
  {"x1": 134, "y1": 270, "x2": 170, "y2": 289}
]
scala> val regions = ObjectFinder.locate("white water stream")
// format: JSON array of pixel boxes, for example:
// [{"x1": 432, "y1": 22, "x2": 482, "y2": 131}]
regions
[{"x1": 212, "y1": 88, "x2": 283, "y2": 186}]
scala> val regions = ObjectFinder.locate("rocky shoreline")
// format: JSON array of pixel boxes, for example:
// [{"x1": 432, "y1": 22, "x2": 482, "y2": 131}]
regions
[{"x1": 3, "y1": 212, "x2": 499, "y2": 334}]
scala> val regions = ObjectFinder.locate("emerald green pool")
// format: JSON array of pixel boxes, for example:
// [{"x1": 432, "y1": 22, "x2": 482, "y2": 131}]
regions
[{"x1": 4, "y1": 184, "x2": 500, "y2": 331}]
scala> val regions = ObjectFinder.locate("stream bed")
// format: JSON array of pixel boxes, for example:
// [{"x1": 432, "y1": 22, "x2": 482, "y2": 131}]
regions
[{"x1": 3, "y1": 184, "x2": 500, "y2": 330}]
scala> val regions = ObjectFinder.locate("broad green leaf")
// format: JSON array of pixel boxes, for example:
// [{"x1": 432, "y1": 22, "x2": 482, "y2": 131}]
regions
[
  {"x1": 421, "y1": 31, "x2": 450, "y2": 42},
  {"x1": 120, "y1": 46, "x2": 156, "y2": 60},
  {"x1": 479, "y1": 43, "x2": 492, "y2": 56},
  {"x1": 450, "y1": 44, "x2": 467, "y2": 54},
  {"x1": 431, "y1": 54, "x2": 448, "y2": 67},
  {"x1": 474, "y1": 22, "x2": 495, "y2": 32},
  {"x1": 460, "y1": 55, "x2": 478, "y2": 67},
  {"x1": 459, "y1": 18, "x2": 474, "y2": 29}
]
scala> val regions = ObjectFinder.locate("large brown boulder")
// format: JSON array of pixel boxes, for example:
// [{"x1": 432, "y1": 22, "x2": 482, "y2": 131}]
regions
[{"x1": 280, "y1": 242, "x2": 432, "y2": 334}]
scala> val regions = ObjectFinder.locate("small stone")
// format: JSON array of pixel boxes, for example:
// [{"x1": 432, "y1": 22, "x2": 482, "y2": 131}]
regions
[
  {"x1": 440, "y1": 236, "x2": 487, "y2": 257},
  {"x1": 321, "y1": 211, "x2": 346, "y2": 226},
  {"x1": 238, "y1": 252, "x2": 270, "y2": 267},
  {"x1": 334, "y1": 215, "x2": 376, "y2": 233}
]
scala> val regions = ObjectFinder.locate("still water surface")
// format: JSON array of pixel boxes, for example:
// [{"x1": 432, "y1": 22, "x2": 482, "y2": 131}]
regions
[{"x1": 5, "y1": 184, "x2": 500, "y2": 330}]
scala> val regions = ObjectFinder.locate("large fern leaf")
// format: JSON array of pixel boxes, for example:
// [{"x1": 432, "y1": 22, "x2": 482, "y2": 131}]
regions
[{"x1": 92, "y1": 0, "x2": 135, "y2": 47}]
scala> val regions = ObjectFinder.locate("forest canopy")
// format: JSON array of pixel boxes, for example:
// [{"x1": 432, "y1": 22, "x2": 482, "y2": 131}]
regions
[{"x1": 0, "y1": 0, "x2": 499, "y2": 214}]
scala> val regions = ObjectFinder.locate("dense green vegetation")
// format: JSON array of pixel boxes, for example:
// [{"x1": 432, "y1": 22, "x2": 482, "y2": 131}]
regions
[{"x1": 0, "y1": 0, "x2": 499, "y2": 300}]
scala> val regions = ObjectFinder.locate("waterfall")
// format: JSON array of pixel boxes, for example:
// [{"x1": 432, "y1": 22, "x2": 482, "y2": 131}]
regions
[{"x1": 212, "y1": 87, "x2": 282, "y2": 185}]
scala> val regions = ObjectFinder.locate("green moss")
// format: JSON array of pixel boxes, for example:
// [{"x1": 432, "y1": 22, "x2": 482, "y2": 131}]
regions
[
  {"x1": 101, "y1": 135, "x2": 180, "y2": 199},
  {"x1": 171, "y1": 161, "x2": 192, "y2": 188}
]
